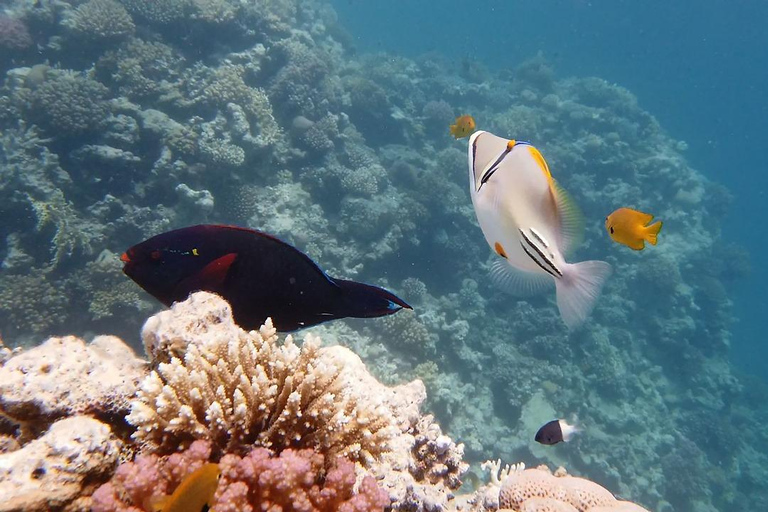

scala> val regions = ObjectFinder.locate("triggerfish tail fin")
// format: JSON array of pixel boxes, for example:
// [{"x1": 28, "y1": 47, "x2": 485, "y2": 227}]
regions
[
  {"x1": 644, "y1": 220, "x2": 663, "y2": 246},
  {"x1": 334, "y1": 278, "x2": 412, "y2": 318},
  {"x1": 554, "y1": 260, "x2": 612, "y2": 329}
]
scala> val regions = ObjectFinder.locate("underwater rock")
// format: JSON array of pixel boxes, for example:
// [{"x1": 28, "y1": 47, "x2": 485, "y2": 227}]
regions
[
  {"x1": 0, "y1": 415, "x2": 121, "y2": 512},
  {"x1": 0, "y1": 335, "x2": 145, "y2": 434}
]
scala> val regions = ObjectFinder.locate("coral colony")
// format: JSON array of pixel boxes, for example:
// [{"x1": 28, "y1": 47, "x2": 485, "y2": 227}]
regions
[{"x1": 0, "y1": 0, "x2": 762, "y2": 511}]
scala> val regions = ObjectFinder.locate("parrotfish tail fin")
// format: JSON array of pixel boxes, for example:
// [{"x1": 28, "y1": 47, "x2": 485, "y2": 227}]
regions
[
  {"x1": 555, "y1": 260, "x2": 612, "y2": 330},
  {"x1": 334, "y1": 278, "x2": 412, "y2": 318},
  {"x1": 645, "y1": 220, "x2": 663, "y2": 246},
  {"x1": 489, "y1": 259, "x2": 554, "y2": 297}
]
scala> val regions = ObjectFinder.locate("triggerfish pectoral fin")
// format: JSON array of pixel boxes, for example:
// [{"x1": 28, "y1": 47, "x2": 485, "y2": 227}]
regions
[
  {"x1": 644, "y1": 220, "x2": 663, "y2": 246},
  {"x1": 334, "y1": 278, "x2": 412, "y2": 319},
  {"x1": 550, "y1": 179, "x2": 585, "y2": 256}
]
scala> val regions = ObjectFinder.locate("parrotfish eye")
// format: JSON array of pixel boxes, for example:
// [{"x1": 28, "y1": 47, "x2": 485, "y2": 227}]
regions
[{"x1": 150, "y1": 250, "x2": 161, "y2": 260}]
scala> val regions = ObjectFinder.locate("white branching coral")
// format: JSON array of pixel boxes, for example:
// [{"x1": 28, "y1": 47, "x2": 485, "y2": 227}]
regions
[
  {"x1": 127, "y1": 292, "x2": 402, "y2": 463},
  {"x1": 498, "y1": 465, "x2": 650, "y2": 512}
]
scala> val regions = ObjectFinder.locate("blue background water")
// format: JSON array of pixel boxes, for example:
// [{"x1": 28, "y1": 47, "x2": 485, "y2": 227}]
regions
[{"x1": 332, "y1": 0, "x2": 768, "y2": 380}]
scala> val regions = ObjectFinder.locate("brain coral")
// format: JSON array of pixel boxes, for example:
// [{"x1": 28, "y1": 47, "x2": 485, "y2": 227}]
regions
[
  {"x1": 127, "y1": 292, "x2": 406, "y2": 463},
  {"x1": 498, "y1": 465, "x2": 650, "y2": 512}
]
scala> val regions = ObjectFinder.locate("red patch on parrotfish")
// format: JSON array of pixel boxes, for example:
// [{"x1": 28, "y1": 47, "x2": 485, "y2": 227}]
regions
[
  {"x1": 198, "y1": 253, "x2": 237, "y2": 286},
  {"x1": 120, "y1": 252, "x2": 130, "y2": 263}
]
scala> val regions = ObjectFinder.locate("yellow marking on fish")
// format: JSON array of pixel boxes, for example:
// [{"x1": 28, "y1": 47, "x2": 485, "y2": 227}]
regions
[
  {"x1": 192, "y1": 248, "x2": 199, "y2": 256},
  {"x1": 527, "y1": 145, "x2": 552, "y2": 181},
  {"x1": 507, "y1": 140, "x2": 517, "y2": 150},
  {"x1": 494, "y1": 242, "x2": 508, "y2": 259}
]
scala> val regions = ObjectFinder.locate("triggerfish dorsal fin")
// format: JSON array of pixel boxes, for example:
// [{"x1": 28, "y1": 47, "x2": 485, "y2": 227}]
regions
[
  {"x1": 550, "y1": 179, "x2": 585, "y2": 256},
  {"x1": 525, "y1": 145, "x2": 553, "y2": 181}
]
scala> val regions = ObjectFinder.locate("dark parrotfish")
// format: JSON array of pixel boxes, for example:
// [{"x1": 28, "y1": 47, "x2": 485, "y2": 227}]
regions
[{"x1": 121, "y1": 224, "x2": 411, "y2": 331}]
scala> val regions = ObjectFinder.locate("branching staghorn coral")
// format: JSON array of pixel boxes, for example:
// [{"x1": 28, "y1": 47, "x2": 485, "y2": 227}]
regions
[
  {"x1": 128, "y1": 292, "x2": 401, "y2": 463},
  {"x1": 28, "y1": 190, "x2": 101, "y2": 269}
]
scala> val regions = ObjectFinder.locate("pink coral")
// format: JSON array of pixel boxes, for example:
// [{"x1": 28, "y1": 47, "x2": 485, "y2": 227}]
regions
[
  {"x1": 0, "y1": 15, "x2": 32, "y2": 51},
  {"x1": 91, "y1": 441, "x2": 389, "y2": 512},
  {"x1": 214, "y1": 447, "x2": 390, "y2": 512},
  {"x1": 91, "y1": 440, "x2": 212, "y2": 512}
]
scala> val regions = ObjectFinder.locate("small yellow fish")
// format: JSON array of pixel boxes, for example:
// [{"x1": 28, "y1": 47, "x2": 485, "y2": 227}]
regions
[
  {"x1": 148, "y1": 463, "x2": 220, "y2": 512},
  {"x1": 449, "y1": 115, "x2": 476, "y2": 139},
  {"x1": 605, "y1": 208, "x2": 663, "y2": 250}
]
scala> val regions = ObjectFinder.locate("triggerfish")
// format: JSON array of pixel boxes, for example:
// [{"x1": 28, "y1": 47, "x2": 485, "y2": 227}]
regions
[
  {"x1": 147, "y1": 463, "x2": 220, "y2": 512},
  {"x1": 121, "y1": 225, "x2": 411, "y2": 331},
  {"x1": 605, "y1": 207, "x2": 663, "y2": 250},
  {"x1": 535, "y1": 419, "x2": 580, "y2": 446},
  {"x1": 449, "y1": 115, "x2": 476, "y2": 139},
  {"x1": 467, "y1": 131, "x2": 611, "y2": 329}
]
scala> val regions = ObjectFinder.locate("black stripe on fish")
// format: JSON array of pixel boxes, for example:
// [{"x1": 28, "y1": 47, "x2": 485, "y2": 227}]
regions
[
  {"x1": 519, "y1": 241, "x2": 557, "y2": 278},
  {"x1": 529, "y1": 227, "x2": 549, "y2": 248},
  {"x1": 477, "y1": 147, "x2": 515, "y2": 192},
  {"x1": 520, "y1": 229, "x2": 563, "y2": 278}
]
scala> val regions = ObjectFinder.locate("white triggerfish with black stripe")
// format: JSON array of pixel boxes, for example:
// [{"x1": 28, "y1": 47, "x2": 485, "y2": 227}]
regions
[{"x1": 467, "y1": 130, "x2": 611, "y2": 329}]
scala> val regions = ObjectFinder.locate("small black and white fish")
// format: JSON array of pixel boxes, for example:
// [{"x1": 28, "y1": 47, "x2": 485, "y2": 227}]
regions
[{"x1": 534, "y1": 419, "x2": 579, "y2": 446}]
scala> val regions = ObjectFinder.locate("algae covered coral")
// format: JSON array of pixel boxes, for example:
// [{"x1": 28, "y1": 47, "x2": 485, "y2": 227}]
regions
[{"x1": 0, "y1": 0, "x2": 766, "y2": 510}]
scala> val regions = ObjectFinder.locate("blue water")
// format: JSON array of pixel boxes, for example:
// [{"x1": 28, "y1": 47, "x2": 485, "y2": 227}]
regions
[{"x1": 333, "y1": 0, "x2": 768, "y2": 380}]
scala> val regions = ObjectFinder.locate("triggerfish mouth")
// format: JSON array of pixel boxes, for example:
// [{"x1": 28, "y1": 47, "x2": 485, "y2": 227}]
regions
[
  {"x1": 467, "y1": 131, "x2": 611, "y2": 329},
  {"x1": 121, "y1": 224, "x2": 411, "y2": 331}
]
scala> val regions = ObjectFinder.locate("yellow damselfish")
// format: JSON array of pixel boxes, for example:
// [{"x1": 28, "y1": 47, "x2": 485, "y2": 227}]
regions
[
  {"x1": 605, "y1": 207, "x2": 663, "y2": 250},
  {"x1": 449, "y1": 115, "x2": 476, "y2": 139},
  {"x1": 147, "y1": 463, "x2": 220, "y2": 512}
]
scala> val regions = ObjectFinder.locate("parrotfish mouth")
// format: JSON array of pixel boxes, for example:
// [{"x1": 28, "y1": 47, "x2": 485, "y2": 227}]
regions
[{"x1": 120, "y1": 252, "x2": 130, "y2": 263}]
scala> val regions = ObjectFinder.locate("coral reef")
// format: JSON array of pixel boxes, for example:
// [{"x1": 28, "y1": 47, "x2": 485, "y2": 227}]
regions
[
  {"x1": 0, "y1": 416, "x2": 122, "y2": 512},
  {"x1": 0, "y1": 335, "x2": 145, "y2": 438},
  {"x1": 0, "y1": 0, "x2": 765, "y2": 510},
  {"x1": 497, "y1": 464, "x2": 648, "y2": 512},
  {"x1": 92, "y1": 439, "x2": 390, "y2": 512},
  {"x1": 128, "y1": 292, "x2": 406, "y2": 462},
  {"x1": 63, "y1": 0, "x2": 136, "y2": 41}
]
